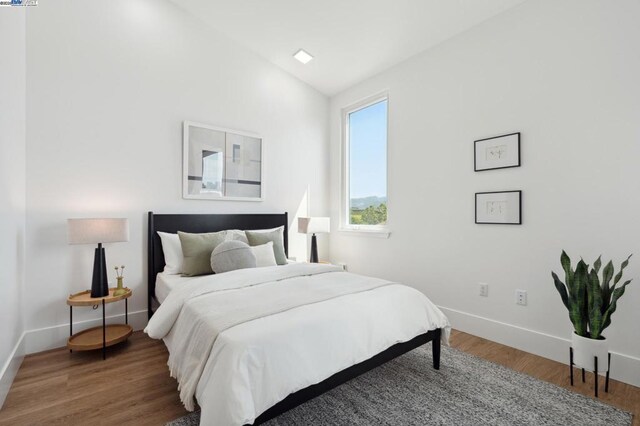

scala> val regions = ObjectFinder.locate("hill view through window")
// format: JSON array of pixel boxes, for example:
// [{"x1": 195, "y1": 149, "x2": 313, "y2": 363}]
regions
[{"x1": 348, "y1": 98, "x2": 387, "y2": 226}]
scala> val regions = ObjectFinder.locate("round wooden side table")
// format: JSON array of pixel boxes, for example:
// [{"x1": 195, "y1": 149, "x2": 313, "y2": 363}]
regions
[{"x1": 67, "y1": 288, "x2": 133, "y2": 360}]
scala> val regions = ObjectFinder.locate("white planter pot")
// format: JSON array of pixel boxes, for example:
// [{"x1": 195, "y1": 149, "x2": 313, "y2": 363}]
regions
[{"x1": 571, "y1": 332, "x2": 608, "y2": 372}]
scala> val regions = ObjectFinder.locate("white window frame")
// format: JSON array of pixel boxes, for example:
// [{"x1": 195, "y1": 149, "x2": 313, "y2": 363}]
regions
[{"x1": 340, "y1": 91, "x2": 390, "y2": 238}]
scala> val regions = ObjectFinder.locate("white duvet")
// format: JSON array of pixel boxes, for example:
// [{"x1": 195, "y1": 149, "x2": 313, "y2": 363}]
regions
[{"x1": 145, "y1": 263, "x2": 450, "y2": 426}]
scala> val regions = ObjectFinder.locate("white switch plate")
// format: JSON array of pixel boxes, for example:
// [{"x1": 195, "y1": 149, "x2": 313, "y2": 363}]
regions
[
  {"x1": 516, "y1": 289, "x2": 527, "y2": 306},
  {"x1": 479, "y1": 283, "x2": 489, "y2": 297}
]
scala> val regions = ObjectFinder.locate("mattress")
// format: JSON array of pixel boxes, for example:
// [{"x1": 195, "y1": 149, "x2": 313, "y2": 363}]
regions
[{"x1": 155, "y1": 272, "x2": 192, "y2": 303}]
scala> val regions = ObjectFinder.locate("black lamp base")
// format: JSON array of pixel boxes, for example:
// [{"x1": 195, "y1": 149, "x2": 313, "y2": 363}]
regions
[
  {"x1": 91, "y1": 243, "x2": 109, "y2": 298},
  {"x1": 310, "y1": 234, "x2": 318, "y2": 263}
]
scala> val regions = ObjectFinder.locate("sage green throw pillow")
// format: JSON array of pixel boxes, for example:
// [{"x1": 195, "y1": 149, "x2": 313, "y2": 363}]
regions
[
  {"x1": 178, "y1": 231, "x2": 227, "y2": 276},
  {"x1": 245, "y1": 226, "x2": 287, "y2": 265}
]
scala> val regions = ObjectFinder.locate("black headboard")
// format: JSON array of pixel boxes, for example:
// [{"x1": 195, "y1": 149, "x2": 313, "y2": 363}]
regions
[{"x1": 147, "y1": 211, "x2": 289, "y2": 318}]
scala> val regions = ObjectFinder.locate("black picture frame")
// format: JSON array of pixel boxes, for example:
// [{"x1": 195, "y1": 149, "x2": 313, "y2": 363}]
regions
[
  {"x1": 474, "y1": 132, "x2": 521, "y2": 172},
  {"x1": 475, "y1": 190, "x2": 522, "y2": 225}
]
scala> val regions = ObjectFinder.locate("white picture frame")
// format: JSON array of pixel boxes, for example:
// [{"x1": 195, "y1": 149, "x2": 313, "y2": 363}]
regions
[
  {"x1": 475, "y1": 191, "x2": 522, "y2": 225},
  {"x1": 183, "y1": 121, "x2": 264, "y2": 201},
  {"x1": 474, "y1": 132, "x2": 520, "y2": 172}
]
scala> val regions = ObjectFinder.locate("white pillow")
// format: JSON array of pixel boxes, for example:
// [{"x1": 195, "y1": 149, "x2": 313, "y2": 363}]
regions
[
  {"x1": 251, "y1": 241, "x2": 277, "y2": 267},
  {"x1": 157, "y1": 232, "x2": 184, "y2": 274}
]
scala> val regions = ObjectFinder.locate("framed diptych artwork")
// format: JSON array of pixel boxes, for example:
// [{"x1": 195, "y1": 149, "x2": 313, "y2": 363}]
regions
[
  {"x1": 475, "y1": 190, "x2": 522, "y2": 225},
  {"x1": 183, "y1": 121, "x2": 263, "y2": 201},
  {"x1": 474, "y1": 132, "x2": 520, "y2": 172}
]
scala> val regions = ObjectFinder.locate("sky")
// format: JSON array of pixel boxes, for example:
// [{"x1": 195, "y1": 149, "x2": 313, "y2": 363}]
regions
[{"x1": 349, "y1": 99, "x2": 387, "y2": 199}]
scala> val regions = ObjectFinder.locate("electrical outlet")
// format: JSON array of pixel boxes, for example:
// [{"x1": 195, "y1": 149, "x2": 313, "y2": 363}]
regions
[
  {"x1": 515, "y1": 289, "x2": 527, "y2": 306},
  {"x1": 337, "y1": 262, "x2": 348, "y2": 271},
  {"x1": 479, "y1": 283, "x2": 489, "y2": 297}
]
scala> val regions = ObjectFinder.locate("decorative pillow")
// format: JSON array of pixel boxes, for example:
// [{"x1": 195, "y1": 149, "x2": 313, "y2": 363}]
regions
[
  {"x1": 251, "y1": 241, "x2": 277, "y2": 267},
  {"x1": 178, "y1": 231, "x2": 227, "y2": 276},
  {"x1": 157, "y1": 232, "x2": 183, "y2": 275},
  {"x1": 224, "y1": 229, "x2": 249, "y2": 244},
  {"x1": 245, "y1": 226, "x2": 287, "y2": 265},
  {"x1": 210, "y1": 241, "x2": 257, "y2": 274}
]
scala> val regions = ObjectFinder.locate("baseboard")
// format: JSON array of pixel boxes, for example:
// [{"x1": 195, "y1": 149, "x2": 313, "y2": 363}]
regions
[
  {"x1": 24, "y1": 310, "x2": 148, "y2": 355},
  {"x1": 0, "y1": 311, "x2": 147, "y2": 408},
  {"x1": 0, "y1": 332, "x2": 26, "y2": 409},
  {"x1": 439, "y1": 306, "x2": 640, "y2": 388},
  {"x1": 7, "y1": 305, "x2": 639, "y2": 406}
]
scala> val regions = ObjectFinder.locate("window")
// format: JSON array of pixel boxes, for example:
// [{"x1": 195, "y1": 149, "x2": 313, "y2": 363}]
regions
[
  {"x1": 201, "y1": 150, "x2": 223, "y2": 195},
  {"x1": 342, "y1": 94, "x2": 388, "y2": 232}
]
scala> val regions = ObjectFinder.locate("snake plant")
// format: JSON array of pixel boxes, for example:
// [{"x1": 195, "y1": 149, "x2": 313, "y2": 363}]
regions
[{"x1": 552, "y1": 251, "x2": 632, "y2": 339}]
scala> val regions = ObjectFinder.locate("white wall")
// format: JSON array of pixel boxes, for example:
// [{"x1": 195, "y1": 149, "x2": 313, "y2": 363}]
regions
[
  {"x1": 329, "y1": 0, "x2": 640, "y2": 386},
  {"x1": 0, "y1": 8, "x2": 27, "y2": 407},
  {"x1": 24, "y1": 0, "x2": 329, "y2": 346},
  {"x1": 14, "y1": 0, "x2": 640, "y2": 391}
]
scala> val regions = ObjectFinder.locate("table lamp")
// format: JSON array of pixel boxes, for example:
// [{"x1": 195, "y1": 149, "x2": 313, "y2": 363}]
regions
[
  {"x1": 298, "y1": 217, "x2": 330, "y2": 263},
  {"x1": 68, "y1": 218, "x2": 129, "y2": 298}
]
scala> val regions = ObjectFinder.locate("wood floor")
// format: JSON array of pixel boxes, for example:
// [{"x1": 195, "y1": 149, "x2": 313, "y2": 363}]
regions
[{"x1": 0, "y1": 330, "x2": 637, "y2": 425}]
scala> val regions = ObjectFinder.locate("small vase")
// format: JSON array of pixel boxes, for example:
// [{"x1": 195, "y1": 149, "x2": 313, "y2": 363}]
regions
[
  {"x1": 113, "y1": 276, "x2": 127, "y2": 297},
  {"x1": 571, "y1": 332, "x2": 608, "y2": 373}
]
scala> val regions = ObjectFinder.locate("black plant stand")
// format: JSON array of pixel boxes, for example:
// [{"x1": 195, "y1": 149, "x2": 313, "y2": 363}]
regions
[{"x1": 569, "y1": 347, "x2": 611, "y2": 397}]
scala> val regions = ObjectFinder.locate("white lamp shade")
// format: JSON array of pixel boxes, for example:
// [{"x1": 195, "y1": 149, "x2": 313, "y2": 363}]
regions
[
  {"x1": 298, "y1": 217, "x2": 330, "y2": 234},
  {"x1": 67, "y1": 218, "x2": 130, "y2": 245}
]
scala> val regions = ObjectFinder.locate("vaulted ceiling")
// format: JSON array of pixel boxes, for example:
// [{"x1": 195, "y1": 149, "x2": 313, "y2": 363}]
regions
[{"x1": 171, "y1": 0, "x2": 526, "y2": 96}]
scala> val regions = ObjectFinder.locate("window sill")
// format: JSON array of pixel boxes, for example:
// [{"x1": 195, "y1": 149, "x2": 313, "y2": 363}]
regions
[{"x1": 337, "y1": 228, "x2": 391, "y2": 239}]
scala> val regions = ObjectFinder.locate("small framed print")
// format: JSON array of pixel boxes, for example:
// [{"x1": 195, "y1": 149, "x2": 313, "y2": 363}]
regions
[
  {"x1": 474, "y1": 132, "x2": 520, "y2": 171},
  {"x1": 475, "y1": 191, "x2": 522, "y2": 225}
]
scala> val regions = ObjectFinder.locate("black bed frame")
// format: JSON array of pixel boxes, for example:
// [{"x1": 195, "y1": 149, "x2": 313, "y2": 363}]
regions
[{"x1": 147, "y1": 211, "x2": 442, "y2": 425}]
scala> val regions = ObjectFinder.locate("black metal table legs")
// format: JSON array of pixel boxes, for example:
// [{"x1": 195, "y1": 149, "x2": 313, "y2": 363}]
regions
[
  {"x1": 102, "y1": 299, "x2": 106, "y2": 360},
  {"x1": 69, "y1": 306, "x2": 73, "y2": 353},
  {"x1": 69, "y1": 294, "x2": 130, "y2": 361}
]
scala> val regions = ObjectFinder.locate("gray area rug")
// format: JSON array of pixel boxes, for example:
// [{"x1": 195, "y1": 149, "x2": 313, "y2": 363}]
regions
[{"x1": 167, "y1": 344, "x2": 632, "y2": 426}]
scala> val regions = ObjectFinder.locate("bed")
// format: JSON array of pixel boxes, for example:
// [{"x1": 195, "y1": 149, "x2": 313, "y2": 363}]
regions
[{"x1": 146, "y1": 211, "x2": 450, "y2": 425}]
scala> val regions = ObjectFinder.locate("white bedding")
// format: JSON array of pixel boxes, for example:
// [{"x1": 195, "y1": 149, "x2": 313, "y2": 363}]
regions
[
  {"x1": 146, "y1": 263, "x2": 450, "y2": 426},
  {"x1": 155, "y1": 272, "x2": 193, "y2": 303},
  {"x1": 156, "y1": 261, "x2": 301, "y2": 304}
]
